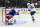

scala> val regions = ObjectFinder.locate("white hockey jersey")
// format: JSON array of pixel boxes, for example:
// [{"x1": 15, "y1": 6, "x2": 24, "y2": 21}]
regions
[{"x1": 28, "y1": 3, "x2": 36, "y2": 12}]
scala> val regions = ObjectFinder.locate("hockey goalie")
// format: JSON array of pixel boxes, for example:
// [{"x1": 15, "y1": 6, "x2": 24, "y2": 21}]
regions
[{"x1": 6, "y1": 7, "x2": 19, "y2": 25}]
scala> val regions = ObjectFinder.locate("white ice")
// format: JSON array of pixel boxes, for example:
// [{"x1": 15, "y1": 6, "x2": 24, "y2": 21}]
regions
[{"x1": 0, "y1": 14, "x2": 40, "y2": 27}]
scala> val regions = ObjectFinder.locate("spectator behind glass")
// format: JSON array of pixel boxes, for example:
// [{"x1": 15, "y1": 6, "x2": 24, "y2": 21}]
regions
[
  {"x1": 38, "y1": 3, "x2": 40, "y2": 8},
  {"x1": 35, "y1": 1, "x2": 40, "y2": 8}
]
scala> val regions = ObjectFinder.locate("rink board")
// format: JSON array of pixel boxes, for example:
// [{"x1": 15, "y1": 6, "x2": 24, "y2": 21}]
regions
[{"x1": 0, "y1": 12, "x2": 40, "y2": 15}]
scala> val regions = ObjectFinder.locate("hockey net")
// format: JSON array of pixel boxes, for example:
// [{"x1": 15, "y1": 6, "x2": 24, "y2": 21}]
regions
[{"x1": 0, "y1": 7, "x2": 12, "y2": 24}]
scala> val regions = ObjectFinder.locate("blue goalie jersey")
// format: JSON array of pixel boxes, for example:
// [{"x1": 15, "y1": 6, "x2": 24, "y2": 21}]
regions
[{"x1": 7, "y1": 9, "x2": 16, "y2": 16}]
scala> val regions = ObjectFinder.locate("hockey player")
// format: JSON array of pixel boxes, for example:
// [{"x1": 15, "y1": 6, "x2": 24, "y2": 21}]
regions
[
  {"x1": 6, "y1": 7, "x2": 17, "y2": 25},
  {"x1": 27, "y1": 3, "x2": 36, "y2": 22}
]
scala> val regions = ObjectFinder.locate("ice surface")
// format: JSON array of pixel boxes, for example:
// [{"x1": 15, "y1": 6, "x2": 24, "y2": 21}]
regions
[{"x1": 0, "y1": 14, "x2": 40, "y2": 27}]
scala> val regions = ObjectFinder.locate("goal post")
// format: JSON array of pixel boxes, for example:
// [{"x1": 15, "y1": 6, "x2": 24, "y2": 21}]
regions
[
  {"x1": 4, "y1": 8, "x2": 7, "y2": 24},
  {"x1": 2, "y1": 8, "x2": 6, "y2": 24},
  {"x1": 2, "y1": 8, "x2": 3, "y2": 22}
]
